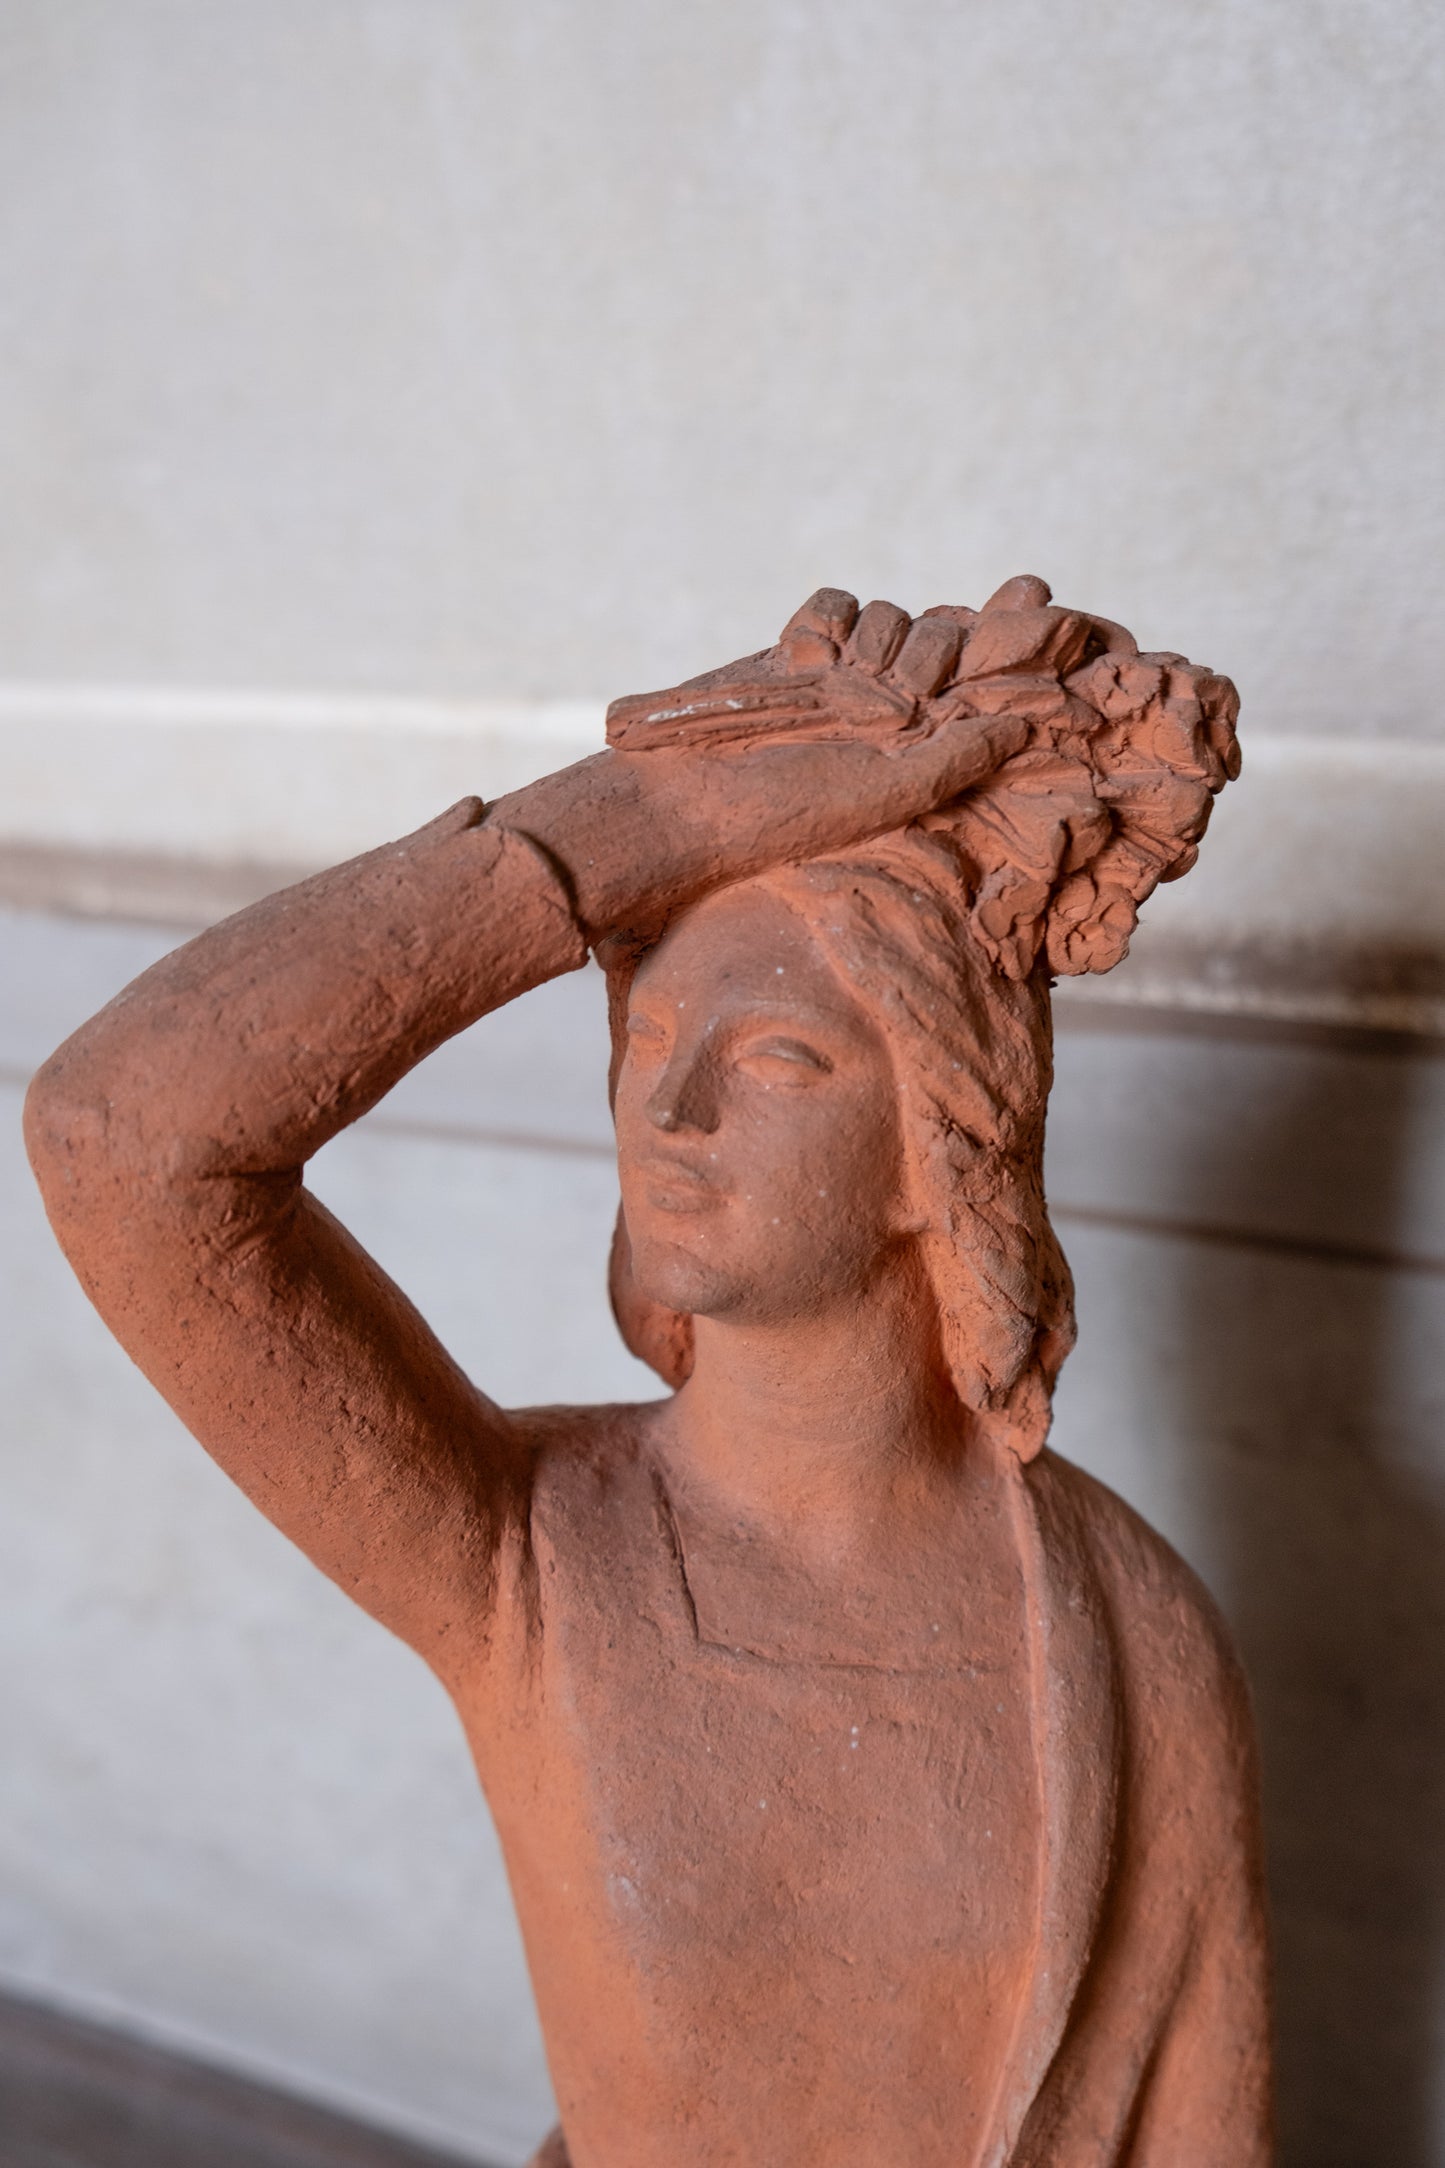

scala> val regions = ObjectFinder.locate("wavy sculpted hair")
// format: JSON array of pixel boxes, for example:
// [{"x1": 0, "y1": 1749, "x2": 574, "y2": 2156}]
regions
[{"x1": 602, "y1": 576, "x2": 1241, "y2": 1462}]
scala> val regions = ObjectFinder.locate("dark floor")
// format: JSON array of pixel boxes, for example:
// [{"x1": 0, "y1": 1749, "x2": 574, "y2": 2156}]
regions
[{"x1": 0, "y1": 1990, "x2": 490, "y2": 2168}]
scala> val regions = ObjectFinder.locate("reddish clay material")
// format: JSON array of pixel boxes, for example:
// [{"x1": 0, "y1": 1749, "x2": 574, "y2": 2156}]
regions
[{"x1": 27, "y1": 581, "x2": 1270, "y2": 2166}]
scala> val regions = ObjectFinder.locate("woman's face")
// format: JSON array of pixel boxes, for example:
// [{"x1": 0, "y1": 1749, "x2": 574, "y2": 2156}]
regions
[{"x1": 614, "y1": 880, "x2": 909, "y2": 1327}]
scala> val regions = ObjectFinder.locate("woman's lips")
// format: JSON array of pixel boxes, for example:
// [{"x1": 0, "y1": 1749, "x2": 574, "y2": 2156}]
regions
[{"x1": 636, "y1": 1155, "x2": 725, "y2": 1214}]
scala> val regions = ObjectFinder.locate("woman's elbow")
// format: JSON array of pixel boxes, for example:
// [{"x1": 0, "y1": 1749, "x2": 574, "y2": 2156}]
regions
[{"x1": 24, "y1": 1033, "x2": 153, "y2": 1224}]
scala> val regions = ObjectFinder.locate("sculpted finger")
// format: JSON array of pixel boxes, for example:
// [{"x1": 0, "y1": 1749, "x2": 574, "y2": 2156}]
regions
[
  {"x1": 921, "y1": 709, "x2": 1030, "y2": 799},
  {"x1": 844, "y1": 599, "x2": 911, "y2": 675},
  {"x1": 785, "y1": 586, "x2": 859, "y2": 643},
  {"x1": 863, "y1": 710, "x2": 1029, "y2": 834},
  {"x1": 779, "y1": 587, "x2": 859, "y2": 670},
  {"x1": 888, "y1": 612, "x2": 964, "y2": 696},
  {"x1": 606, "y1": 680, "x2": 823, "y2": 749},
  {"x1": 981, "y1": 573, "x2": 1052, "y2": 613}
]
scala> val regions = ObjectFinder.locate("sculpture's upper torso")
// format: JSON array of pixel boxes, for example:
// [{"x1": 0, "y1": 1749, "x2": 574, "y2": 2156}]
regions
[
  {"x1": 461, "y1": 1406, "x2": 1042, "y2": 2168},
  {"x1": 446, "y1": 1415, "x2": 1272, "y2": 2168}
]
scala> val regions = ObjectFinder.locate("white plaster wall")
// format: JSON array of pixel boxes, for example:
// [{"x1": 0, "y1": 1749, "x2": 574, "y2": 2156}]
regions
[{"x1": 0, "y1": 0, "x2": 1441, "y2": 734}]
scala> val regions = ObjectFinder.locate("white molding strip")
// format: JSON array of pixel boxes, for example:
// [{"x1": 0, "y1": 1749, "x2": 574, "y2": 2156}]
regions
[
  {"x1": 0, "y1": 680, "x2": 604, "y2": 741},
  {"x1": 2, "y1": 684, "x2": 1441, "y2": 1036},
  {"x1": 0, "y1": 682, "x2": 605, "y2": 867}
]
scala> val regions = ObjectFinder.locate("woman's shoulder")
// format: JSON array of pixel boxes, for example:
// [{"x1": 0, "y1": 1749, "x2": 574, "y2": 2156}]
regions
[
  {"x1": 509, "y1": 1396, "x2": 672, "y2": 1508},
  {"x1": 1029, "y1": 1447, "x2": 1252, "y2": 1721}
]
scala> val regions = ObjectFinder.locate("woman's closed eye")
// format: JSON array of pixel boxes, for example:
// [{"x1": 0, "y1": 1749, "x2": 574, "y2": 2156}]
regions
[{"x1": 734, "y1": 1036, "x2": 834, "y2": 1083}]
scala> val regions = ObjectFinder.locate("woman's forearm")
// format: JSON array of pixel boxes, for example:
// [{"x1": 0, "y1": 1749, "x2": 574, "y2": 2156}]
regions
[
  {"x1": 28, "y1": 701, "x2": 1020, "y2": 1201},
  {"x1": 26, "y1": 734, "x2": 755, "y2": 1209}
]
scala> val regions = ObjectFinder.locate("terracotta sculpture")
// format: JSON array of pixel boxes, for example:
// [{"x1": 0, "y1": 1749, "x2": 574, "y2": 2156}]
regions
[{"x1": 26, "y1": 578, "x2": 1271, "y2": 2167}]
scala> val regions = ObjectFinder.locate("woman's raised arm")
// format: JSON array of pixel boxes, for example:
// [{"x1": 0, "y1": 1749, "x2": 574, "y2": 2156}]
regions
[
  {"x1": 24, "y1": 589, "x2": 1024, "y2": 1675},
  {"x1": 23, "y1": 796, "x2": 592, "y2": 1673}
]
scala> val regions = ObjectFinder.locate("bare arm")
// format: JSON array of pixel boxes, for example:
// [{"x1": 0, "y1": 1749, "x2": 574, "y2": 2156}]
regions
[
  {"x1": 23, "y1": 798, "x2": 591, "y2": 1673},
  {"x1": 25, "y1": 626, "x2": 1021, "y2": 1674}
]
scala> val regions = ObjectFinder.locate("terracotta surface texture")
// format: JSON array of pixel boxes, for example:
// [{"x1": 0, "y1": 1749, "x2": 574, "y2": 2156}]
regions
[{"x1": 26, "y1": 580, "x2": 1270, "y2": 2167}]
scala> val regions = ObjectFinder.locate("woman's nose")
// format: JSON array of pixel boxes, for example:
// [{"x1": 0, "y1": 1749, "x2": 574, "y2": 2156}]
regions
[{"x1": 645, "y1": 1052, "x2": 719, "y2": 1135}]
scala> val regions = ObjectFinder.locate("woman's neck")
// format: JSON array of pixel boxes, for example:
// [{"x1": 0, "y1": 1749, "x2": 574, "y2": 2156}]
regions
[{"x1": 662, "y1": 1253, "x2": 961, "y2": 1559}]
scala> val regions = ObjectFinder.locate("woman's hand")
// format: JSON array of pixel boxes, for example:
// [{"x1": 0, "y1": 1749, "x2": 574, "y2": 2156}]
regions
[
  {"x1": 605, "y1": 586, "x2": 977, "y2": 751},
  {"x1": 493, "y1": 590, "x2": 1029, "y2": 942}
]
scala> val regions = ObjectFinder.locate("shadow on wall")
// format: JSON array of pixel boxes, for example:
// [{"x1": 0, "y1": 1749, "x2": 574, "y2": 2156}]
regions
[{"x1": 1177, "y1": 1042, "x2": 1445, "y2": 2167}]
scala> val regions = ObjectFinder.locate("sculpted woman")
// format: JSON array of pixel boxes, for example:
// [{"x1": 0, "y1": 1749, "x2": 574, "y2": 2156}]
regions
[{"x1": 26, "y1": 577, "x2": 1272, "y2": 2166}]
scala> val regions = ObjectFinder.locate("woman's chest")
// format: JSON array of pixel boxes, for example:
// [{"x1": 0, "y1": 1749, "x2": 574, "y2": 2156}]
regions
[
  {"x1": 588, "y1": 1655, "x2": 1038, "y2": 1990},
  {"x1": 511, "y1": 1459, "x2": 1041, "y2": 1997}
]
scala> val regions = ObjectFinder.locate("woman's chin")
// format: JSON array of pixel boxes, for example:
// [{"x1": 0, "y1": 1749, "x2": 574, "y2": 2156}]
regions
[{"x1": 627, "y1": 1230, "x2": 752, "y2": 1322}]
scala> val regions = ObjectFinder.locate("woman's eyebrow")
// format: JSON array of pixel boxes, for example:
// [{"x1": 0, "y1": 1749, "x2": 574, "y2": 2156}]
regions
[
  {"x1": 726, "y1": 998, "x2": 868, "y2": 1040},
  {"x1": 726, "y1": 996, "x2": 840, "y2": 1021}
]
